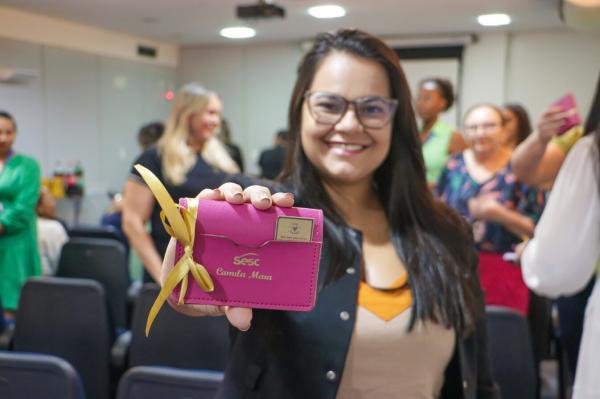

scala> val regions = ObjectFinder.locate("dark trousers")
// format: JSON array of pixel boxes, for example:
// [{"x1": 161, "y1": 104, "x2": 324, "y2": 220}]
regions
[{"x1": 556, "y1": 278, "x2": 595, "y2": 376}]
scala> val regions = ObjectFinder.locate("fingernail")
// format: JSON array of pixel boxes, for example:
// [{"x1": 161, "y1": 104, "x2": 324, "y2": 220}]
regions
[
  {"x1": 233, "y1": 192, "x2": 243, "y2": 201},
  {"x1": 259, "y1": 195, "x2": 271, "y2": 205},
  {"x1": 239, "y1": 323, "x2": 251, "y2": 332},
  {"x1": 213, "y1": 188, "x2": 222, "y2": 196},
  {"x1": 285, "y1": 192, "x2": 295, "y2": 200}
]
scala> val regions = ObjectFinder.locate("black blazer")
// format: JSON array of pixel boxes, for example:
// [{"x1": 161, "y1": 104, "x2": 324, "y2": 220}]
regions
[
  {"x1": 216, "y1": 226, "x2": 500, "y2": 399},
  {"x1": 258, "y1": 146, "x2": 286, "y2": 180}
]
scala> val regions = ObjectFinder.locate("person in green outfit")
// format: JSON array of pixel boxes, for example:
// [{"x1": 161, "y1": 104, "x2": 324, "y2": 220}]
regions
[
  {"x1": 0, "y1": 111, "x2": 41, "y2": 319},
  {"x1": 416, "y1": 78, "x2": 466, "y2": 187}
]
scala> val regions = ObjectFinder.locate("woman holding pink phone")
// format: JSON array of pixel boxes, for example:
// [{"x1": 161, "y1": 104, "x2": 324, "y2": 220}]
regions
[
  {"x1": 160, "y1": 29, "x2": 498, "y2": 399},
  {"x1": 513, "y1": 76, "x2": 599, "y2": 379},
  {"x1": 511, "y1": 93, "x2": 584, "y2": 188},
  {"x1": 521, "y1": 77, "x2": 600, "y2": 399}
]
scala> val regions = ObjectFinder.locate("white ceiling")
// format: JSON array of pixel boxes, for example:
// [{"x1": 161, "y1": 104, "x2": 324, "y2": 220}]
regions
[{"x1": 0, "y1": 0, "x2": 565, "y2": 46}]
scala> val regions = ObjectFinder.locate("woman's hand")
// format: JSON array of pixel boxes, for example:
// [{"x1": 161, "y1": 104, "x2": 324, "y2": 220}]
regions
[
  {"x1": 201, "y1": 182, "x2": 295, "y2": 209},
  {"x1": 513, "y1": 240, "x2": 529, "y2": 265},
  {"x1": 468, "y1": 193, "x2": 501, "y2": 221},
  {"x1": 468, "y1": 193, "x2": 535, "y2": 238},
  {"x1": 535, "y1": 105, "x2": 575, "y2": 145},
  {"x1": 160, "y1": 182, "x2": 294, "y2": 331}
]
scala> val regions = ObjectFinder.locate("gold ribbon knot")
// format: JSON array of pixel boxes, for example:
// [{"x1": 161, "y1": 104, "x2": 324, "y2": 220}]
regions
[{"x1": 134, "y1": 164, "x2": 214, "y2": 336}]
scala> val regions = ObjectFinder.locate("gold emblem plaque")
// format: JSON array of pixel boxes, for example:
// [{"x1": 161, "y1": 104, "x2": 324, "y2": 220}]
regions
[{"x1": 275, "y1": 216, "x2": 314, "y2": 242}]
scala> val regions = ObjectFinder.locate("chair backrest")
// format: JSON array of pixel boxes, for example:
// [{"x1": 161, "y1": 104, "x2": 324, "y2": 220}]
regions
[
  {"x1": 57, "y1": 237, "x2": 130, "y2": 331},
  {"x1": 0, "y1": 351, "x2": 85, "y2": 399},
  {"x1": 486, "y1": 306, "x2": 537, "y2": 399},
  {"x1": 129, "y1": 284, "x2": 229, "y2": 371},
  {"x1": 13, "y1": 277, "x2": 112, "y2": 399},
  {"x1": 116, "y1": 366, "x2": 223, "y2": 399},
  {"x1": 0, "y1": 296, "x2": 6, "y2": 334},
  {"x1": 69, "y1": 225, "x2": 123, "y2": 242}
]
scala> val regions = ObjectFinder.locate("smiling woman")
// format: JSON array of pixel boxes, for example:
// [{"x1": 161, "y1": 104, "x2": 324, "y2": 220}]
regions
[
  {"x1": 299, "y1": 52, "x2": 394, "y2": 185},
  {"x1": 436, "y1": 103, "x2": 545, "y2": 314},
  {"x1": 122, "y1": 83, "x2": 239, "y2": 283},
  {"x1": 437, "y1": 103, "x2": 542, "y2": 254},
  {"x1": 160, "y1": 29, "x2": 499, "y2": 399}
]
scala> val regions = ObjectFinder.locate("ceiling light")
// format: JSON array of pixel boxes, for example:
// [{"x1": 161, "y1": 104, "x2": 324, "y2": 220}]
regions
[
  {"x1": 477, "y1": 13, "x2": 511, "y2": 26},
  {"x1": 219, "y1": 26, "x2": 256, "y2": 39},
  {"x1": 308, "y1": 5, "x2": 346, "y2": 19}
]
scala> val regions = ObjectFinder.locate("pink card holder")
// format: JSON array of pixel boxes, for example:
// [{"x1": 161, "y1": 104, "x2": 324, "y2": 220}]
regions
[
  {"x1": 172, "y1": 198, "x2": 323, "y2": 311},
  {"x1": 133, "y1": 162, "x2": 323, "y2": 336}
]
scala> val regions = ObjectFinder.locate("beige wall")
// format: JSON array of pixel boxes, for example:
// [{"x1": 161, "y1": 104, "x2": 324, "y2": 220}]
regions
[
  {"x1": 0, "y1": 5, "x2": 178, "y2": 67},
  {"x1": 179, "y1": 29, "x2": 600, "y2": 174},
  {"x1": 462, "y1": 29, "x2": 600, "y2": 122},
  {"x1": 179, "y1": 43, "x2": 303, "y2": 174},
  {"x1": 505, "y1": 30, "x2": 600, "y2": 120},
  {"x1": 2, "y1": 5, "x2": 598, "y2": 222}
]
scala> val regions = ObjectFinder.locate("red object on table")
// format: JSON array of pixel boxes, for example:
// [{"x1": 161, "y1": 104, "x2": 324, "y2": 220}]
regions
[{"x1": 478, "y1": 252, "x2": 530, "y2": 316}]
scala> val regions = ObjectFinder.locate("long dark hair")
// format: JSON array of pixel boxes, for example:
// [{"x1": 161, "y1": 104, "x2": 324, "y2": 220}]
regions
[
  {"x1": 503, "y1": 103, "x2": 532, "y2": 145},
  {"x1": 280, "y1": 29, "x2": 479, "y2": 335}
]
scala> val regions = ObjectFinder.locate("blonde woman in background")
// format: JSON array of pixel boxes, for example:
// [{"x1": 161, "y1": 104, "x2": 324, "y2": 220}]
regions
[{"x1": 123, "y1": 83, "x2": 238, "y2": 282}]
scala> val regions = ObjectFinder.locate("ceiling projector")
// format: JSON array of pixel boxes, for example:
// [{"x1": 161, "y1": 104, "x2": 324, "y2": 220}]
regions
[{"x1": 237, "y1": 0, "x2": 285, "y2": 19}]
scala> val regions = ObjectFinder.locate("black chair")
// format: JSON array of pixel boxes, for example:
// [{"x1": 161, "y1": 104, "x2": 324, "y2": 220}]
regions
[
  {"x1": 0, "y1": 351, "x2": 85, "y2": 399},
  {"x1": 127, "y1": 284, "x2": 229, "y2": 371},
  {"x1": 116, "y1": 366, "x2": 223, "y2": 399},
  {"x1": 486, "y1": 306, "x2": 537, "y2": 399},
  {"x1": 0, "y1": 297, "x2": 11, "y2": 350},
  {"x1": 13, "y1": 277, "x2": 112, "y2": 399},
  {"x1": 57, "y1": 237, "x2": 130, "y2": 332},
  {"x1": 0, "y1": 296, "x2": 6, "y2": 334},
  {"x1": 69, "y1": 225, "x2": 123, "y2": 242}
]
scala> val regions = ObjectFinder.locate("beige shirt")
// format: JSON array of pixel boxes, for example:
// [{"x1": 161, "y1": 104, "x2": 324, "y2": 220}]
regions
[
  {"x1": 336, "y1": 306, "x2": 455, "y2": 399},
  {"x1": 37, "y1": 217, "x2": 68, "y2": 275}
]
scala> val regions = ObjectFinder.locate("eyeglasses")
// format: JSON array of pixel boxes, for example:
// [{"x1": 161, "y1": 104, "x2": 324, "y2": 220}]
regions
[
  {"x1": 304, "y1": 91, "x2": 398, "y2": 129},
  {"x1": 463, "y1": 122, "x2": 500, "y2": 134}
]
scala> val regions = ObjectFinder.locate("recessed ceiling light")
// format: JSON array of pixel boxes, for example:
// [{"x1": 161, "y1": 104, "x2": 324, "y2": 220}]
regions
[
  {"x1": 219, "y1": 26, "x2": 256, "y2": 39},
  {"x1": 308, "y1": 5, "x2": 346, "y2": 19},
  {"x1": 477, "y1": 13, "x2": 511, "y2": 27}
]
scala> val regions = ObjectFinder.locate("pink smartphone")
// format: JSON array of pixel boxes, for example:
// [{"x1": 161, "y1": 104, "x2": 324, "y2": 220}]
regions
[{"x1": 552, "y1": 93, "x2": 581, "y2": 136}]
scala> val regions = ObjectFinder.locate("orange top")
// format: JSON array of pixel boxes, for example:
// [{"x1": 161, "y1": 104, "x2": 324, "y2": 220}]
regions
[{"x1": 358, "y1": 273, "x2": 412, "y2": 321}]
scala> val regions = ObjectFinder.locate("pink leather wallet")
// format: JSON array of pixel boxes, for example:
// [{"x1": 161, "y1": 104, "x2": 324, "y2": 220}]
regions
[{"x1": 172, "y1": 198, "x2": 323, "y2": 311}]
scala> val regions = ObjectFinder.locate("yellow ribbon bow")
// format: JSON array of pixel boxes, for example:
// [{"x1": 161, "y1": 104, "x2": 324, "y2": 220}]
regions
[{"x1": 134, "y1": 164, "x2": 215, "y2": 336}]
